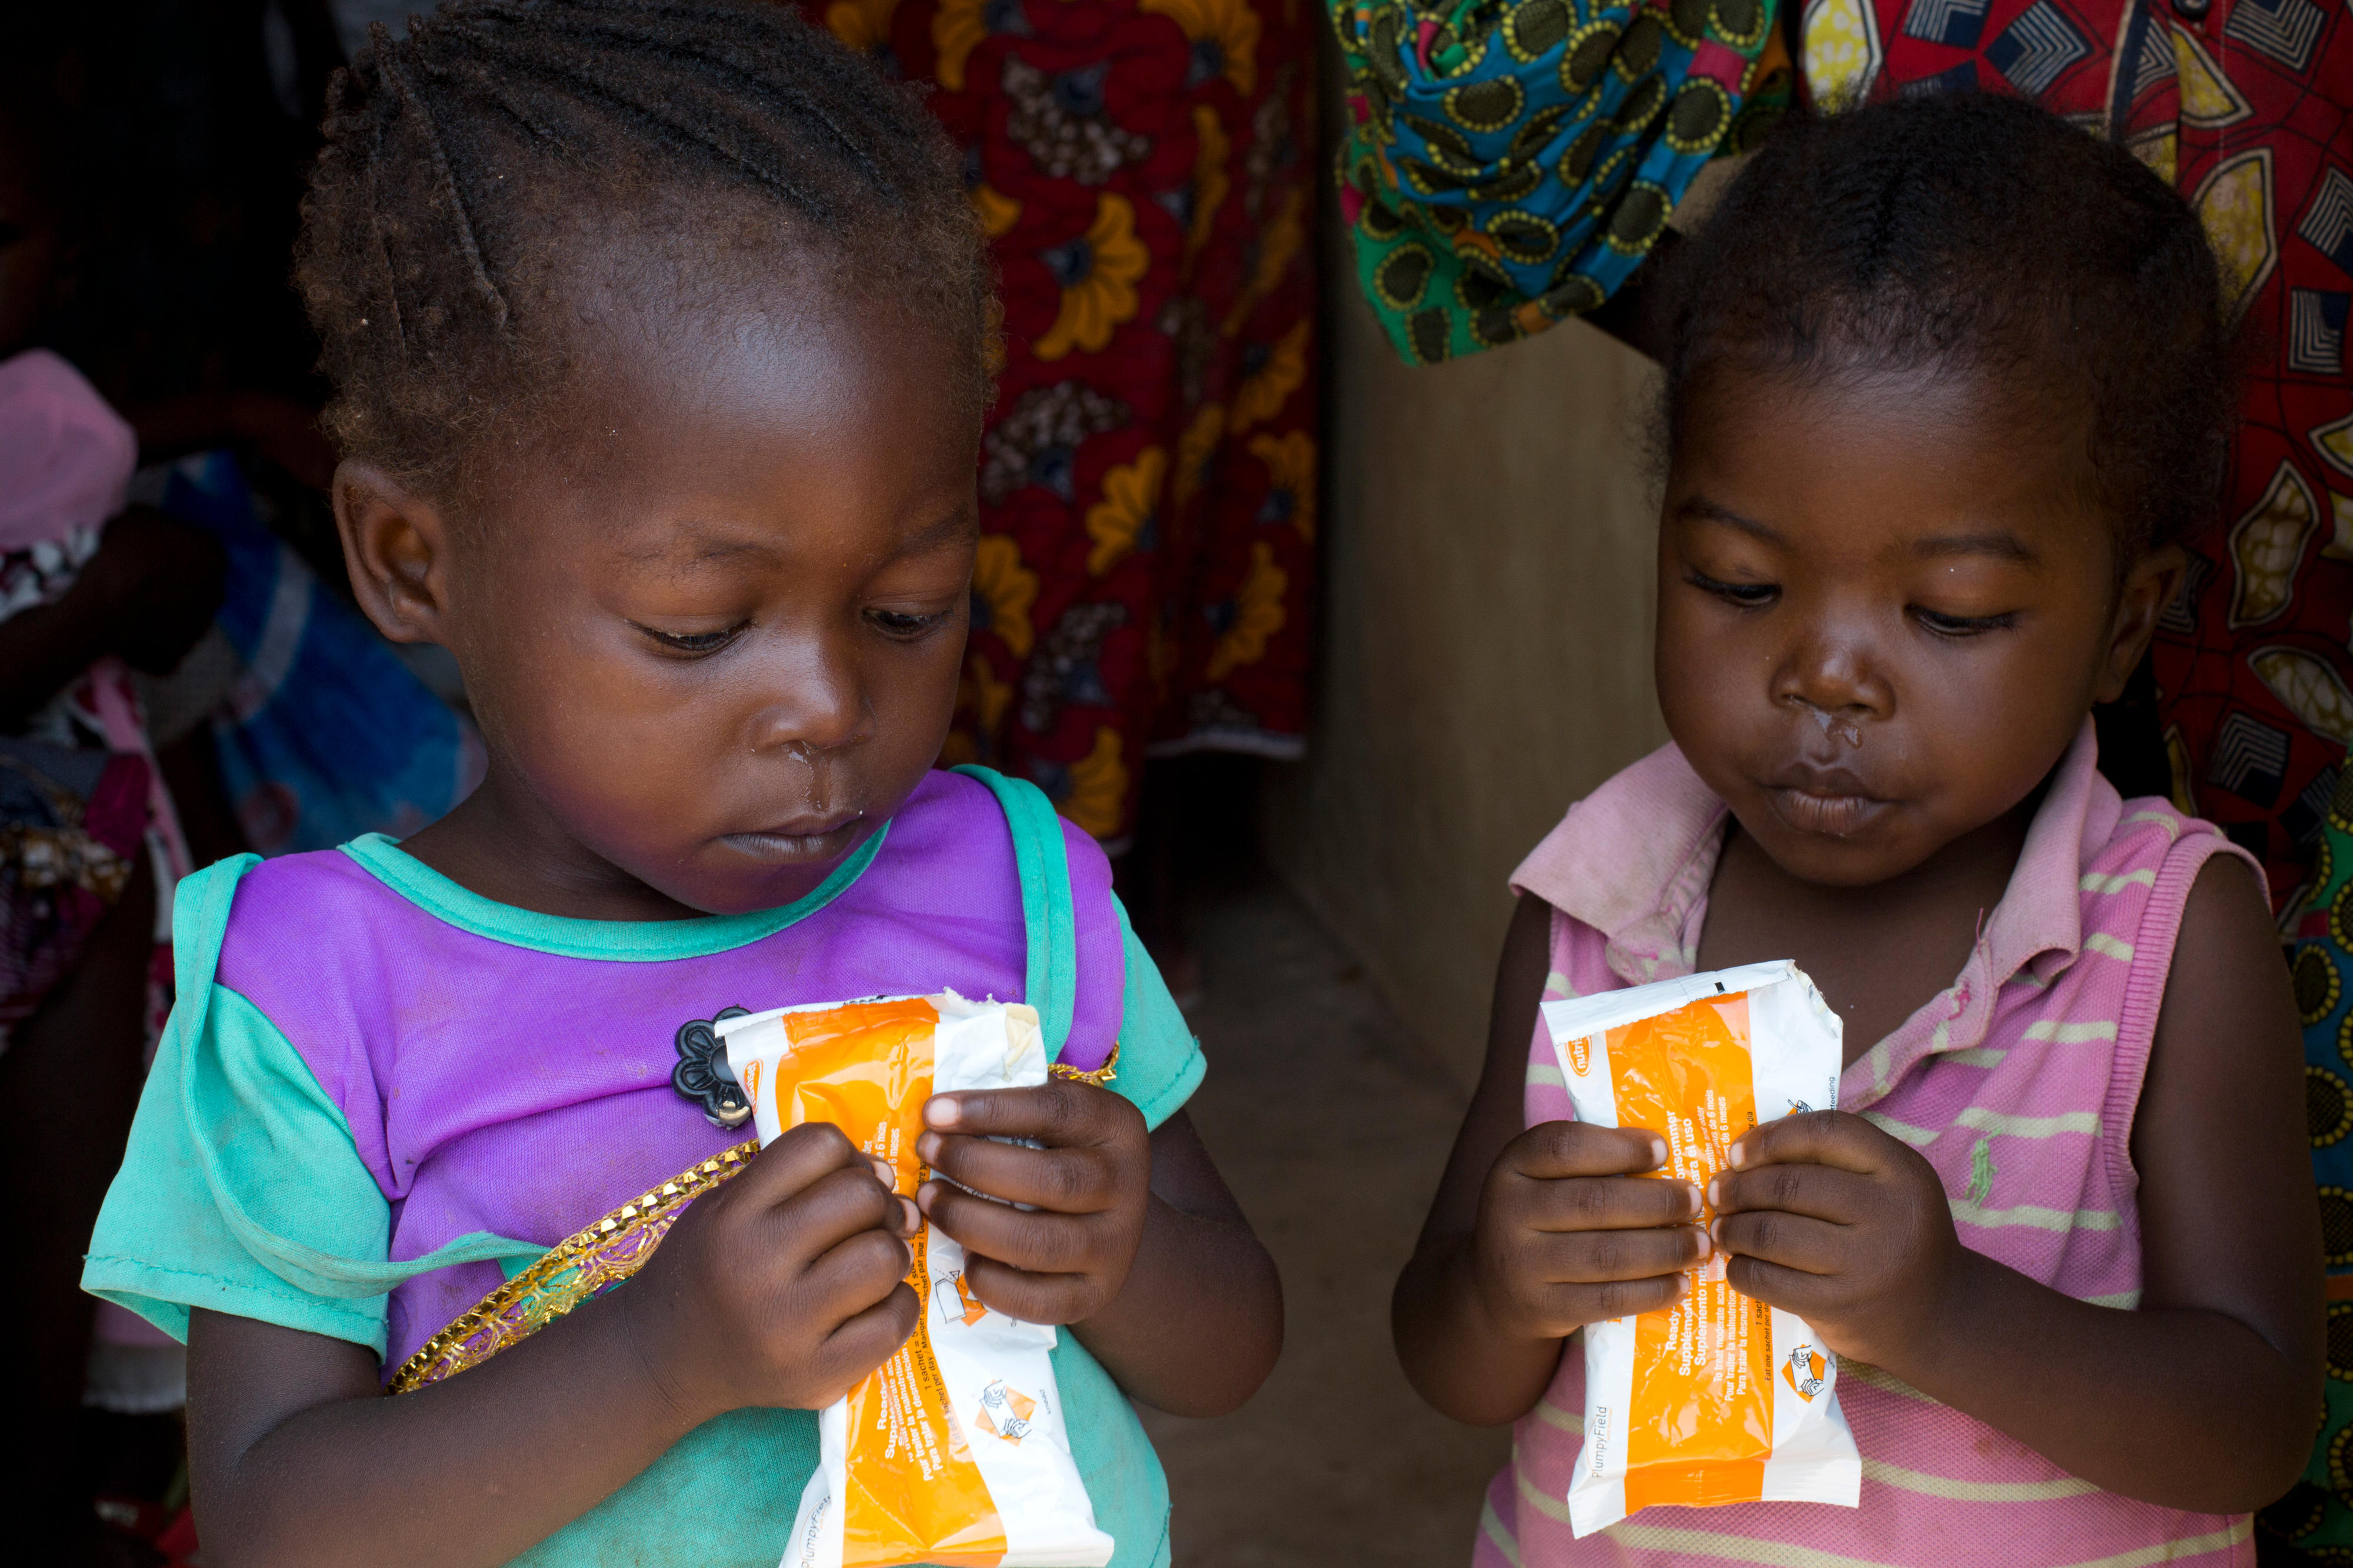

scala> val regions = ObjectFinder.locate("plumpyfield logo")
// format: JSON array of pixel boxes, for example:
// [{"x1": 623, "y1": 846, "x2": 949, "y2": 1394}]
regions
[
  {"x1": 1784, "y1": 1345, "x2": 1828, "y2": 1403},
  {"x1": 1569, "y1": 1034, "x2": 1591, "y2": 1075}
]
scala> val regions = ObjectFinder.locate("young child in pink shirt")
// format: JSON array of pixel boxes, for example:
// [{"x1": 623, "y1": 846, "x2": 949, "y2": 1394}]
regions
[{"x1": 1395, "y1": 94, "x2": 2318, "y2": 1567}]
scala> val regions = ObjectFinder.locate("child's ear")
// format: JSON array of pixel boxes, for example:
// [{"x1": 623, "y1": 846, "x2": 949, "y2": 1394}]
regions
[
  {"x1": 2096, "y1": 542, "x2": 2187, "y2": 705},
  {"x1": 334, "y1": 461, "x2": 455, "y2": 648}
]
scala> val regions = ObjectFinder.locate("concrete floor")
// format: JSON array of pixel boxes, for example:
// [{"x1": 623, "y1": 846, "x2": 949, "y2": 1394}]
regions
[{"x1": 1138, "y1": 879, "x2": 1512, "y2": 1566}]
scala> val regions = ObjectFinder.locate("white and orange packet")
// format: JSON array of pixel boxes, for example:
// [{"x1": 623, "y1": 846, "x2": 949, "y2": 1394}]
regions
[
  {"x1": 1541, "y1": 960, "x2": 1862, "y2": 1536},
  {"x1": 719, "y1": 992, "x2": 1114, "y2": 1568}
]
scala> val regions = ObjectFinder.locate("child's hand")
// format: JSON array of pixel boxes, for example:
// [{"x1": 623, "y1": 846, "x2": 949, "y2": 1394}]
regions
[
  {"x1": 622, "y1": 1122, "x2": 921, "y2": 1420},
  {"x1": 86, "y1": 506, "x2": 226, "y2": 673},
  {"x1": 1471, "y1": 1121, "x2": 1709, "y2": 1341},
  {"x1": 915, "y1": 1082, "x2": 1151, "y2": 1326},
  {"x1": 1709, "y1": 1110, "x2": 1962, "y2": 1366}
]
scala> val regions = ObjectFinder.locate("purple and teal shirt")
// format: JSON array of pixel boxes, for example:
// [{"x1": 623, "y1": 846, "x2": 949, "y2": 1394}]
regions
[{"x1": 84, "y1": 766, "x2": 1201, "y2": 1567}]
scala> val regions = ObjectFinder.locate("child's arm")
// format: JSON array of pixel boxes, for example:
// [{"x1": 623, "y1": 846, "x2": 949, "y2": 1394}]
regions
[
  {"x1": 917, "y1": 1093, "x2": 1282, "y2": 1417},
  {"x1": 187, "y1": 1124, "x2": 919, "y2": 1568},
  {"x1": 0, "y1": 506, "x2": 223, "y2": 725},
  {"x1": 1714, "y1": 858, "x2": 2321, "y2": 1512},
  {"x1": 1391, "y1": 896, "x2": 1710, "y2": 1425}
]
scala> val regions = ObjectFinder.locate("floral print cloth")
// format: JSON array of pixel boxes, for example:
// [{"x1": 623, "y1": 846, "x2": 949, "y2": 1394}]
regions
[
  {"x1": 2277, "y1": 773, "x2": 2353, "y2": 1558},
  {"x1": 0, "y1": 739, "x2": 149, "y2": 1050},
  {"x1": 797, "y1": 0, "x2": 1321, "y2": 842}
]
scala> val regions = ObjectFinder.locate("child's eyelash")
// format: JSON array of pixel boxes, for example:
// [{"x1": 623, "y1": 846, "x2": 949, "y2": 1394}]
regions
[
  {"x1": 867, "y1": 609, "x2": 952, "y2": 638},
  {"x1": 634, "y1": 622, "x2": 746, "y2": 655},
  {"x1": 1686, "y1": 569, "x2": 1777, "y2": 607},
  {"x1": 1914, "y1": 608, "x2": 2020, "y2": 637}
]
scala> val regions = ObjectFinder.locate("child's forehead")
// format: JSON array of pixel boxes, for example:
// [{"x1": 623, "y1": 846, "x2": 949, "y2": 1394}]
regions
[
  {"x1": 559, "y1": 231, "x2": 979, "y2": 413},
  {"x1": 462, "y1": 293, "x2": 980, "y2": 569},
  {"x1": 506, "y1": 266, "x2": 972, "y2": 459},
  {"x1": 1686, "y1": 358, "x2": 2089, "y2": 472},
  {"x1": 1669, "y1": 362, "x2": 2112, "y2": 561},
  {"x1": 598, "y1": 505, "x2": 977, "y2": 570}
]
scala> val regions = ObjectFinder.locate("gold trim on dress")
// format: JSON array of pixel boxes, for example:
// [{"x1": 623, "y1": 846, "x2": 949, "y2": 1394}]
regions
[
  {"x1": 388, "y1": 1045, "x2": 1121, "y2": 1393},
  {"x1": 387, "y1": 1137, "x2": 760, "y2": 1394},
  {"x1": 1048, "y1": 1043, "x2": 1119, "y2": 1086}
]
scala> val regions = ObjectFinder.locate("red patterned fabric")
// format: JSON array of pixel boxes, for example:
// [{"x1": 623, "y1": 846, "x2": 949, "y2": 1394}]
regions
[
  {"x1": 795, "y1": 0, "x2": 1321, "y2": 844},
  {"x1": 1809, "y1": 0, "x2": 2353, "y2": 906}
]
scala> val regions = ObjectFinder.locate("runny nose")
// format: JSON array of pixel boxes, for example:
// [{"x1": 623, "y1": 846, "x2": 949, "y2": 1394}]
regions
[{"x1": 1789, "y1": 696, "x2": 1865, "y2": 749}]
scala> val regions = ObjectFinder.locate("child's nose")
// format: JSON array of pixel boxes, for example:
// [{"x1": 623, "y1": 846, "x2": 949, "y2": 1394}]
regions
[
  {"x1": 1771, "y1": 638, "x2": 1892, "y2": 722},
  {"x1": 744, "y1": 632, "x2": 872, "y2": 754}
]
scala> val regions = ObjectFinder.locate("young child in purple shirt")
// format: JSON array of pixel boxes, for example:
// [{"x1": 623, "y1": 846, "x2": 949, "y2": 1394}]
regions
[{"x1": 84, "y1": 6, "x2": 1281, "y2": 1564}]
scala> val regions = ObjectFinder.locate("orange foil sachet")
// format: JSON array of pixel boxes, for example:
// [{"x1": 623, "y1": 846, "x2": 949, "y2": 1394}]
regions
[
  {"x1": 721, "y1": 993, "x2": 1114, "y2": 1568},
  {"x1": 1542, "y1": 961, "x2": 1861, "y2": 1535}
]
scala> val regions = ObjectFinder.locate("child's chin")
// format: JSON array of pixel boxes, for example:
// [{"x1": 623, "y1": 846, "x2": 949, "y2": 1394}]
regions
[
  {"x1": 1745, "y1": 814, "x2": 1930, "y2": 888},
  {"x1": 665, "y1": 839, "x2": 868, "y2": 914}
]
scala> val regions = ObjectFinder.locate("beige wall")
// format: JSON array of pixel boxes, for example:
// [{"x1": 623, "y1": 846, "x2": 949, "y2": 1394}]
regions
[{"x1": 1261, "y1": 219, "x2": 1669, "y2": 1087}]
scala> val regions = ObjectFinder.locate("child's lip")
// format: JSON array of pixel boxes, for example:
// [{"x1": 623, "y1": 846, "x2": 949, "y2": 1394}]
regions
[
  {"x1": 717, "y1": 813, "x2": 867, "y2": 863},
  {"x1": 1767, "y1": 786, "x2": 1886, "y2": 839}
]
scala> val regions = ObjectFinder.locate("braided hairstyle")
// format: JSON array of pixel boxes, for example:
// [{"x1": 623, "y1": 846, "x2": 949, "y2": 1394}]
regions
[
  {"x1": 1657, "y1": 92, "x2": 2235, "y2": 562},
  {"x1": 295, "y1": 0, "x2": 989, "y2": 500}
]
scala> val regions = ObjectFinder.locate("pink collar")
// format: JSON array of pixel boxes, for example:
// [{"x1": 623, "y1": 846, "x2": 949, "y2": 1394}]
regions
[{"x1": 1509, "y1": 721, "x2": 2118, "y2": 1106}]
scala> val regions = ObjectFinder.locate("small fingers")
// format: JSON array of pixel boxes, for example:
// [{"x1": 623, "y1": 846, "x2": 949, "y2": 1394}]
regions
[
  {"x1": 1723, "y1": 1255, "x2": 1837, "y2": 1317},
  {"x1": 801, "y1": 1226, "x2": 916, "y2": 1309},
  {"x1": 921, "y1": 1134, "x2": 1121, "y2": 1215},
  {"x1": 1711, "y1": 1163, "x2": 1876, "y2": 1226},
  {"x1": 805, "y1": 1283, "x2": 922, "y2": 1402},
  {"x1": 960, "y1": 1253, "x2": 1096, "y2": 1326},
  {"x1": 1730, "y1": 1110, "x2": 1889, "y2": 1176},
  {"x1": 1517, "y1": 1172, "x2": 1703, "y2": 1233},
  {"x1": 1713, "y1": 1209, "x2": 1847, "y2": 1276},
  {"x1": 1539, "y1": 1272, "x2": 1688, "y2": 1327},
  {"x1": 1531, "y1": 1222, "x2": 1711, "y2": 1284},
  {"x1": 925, "y1": 1081, "x2": 1140, "y2": 1148},
  {"x1": 738, "y1": 1122, "x2": 871, "y2": 1203},
  {"x1": 920, "y1": 1180, "x2": 1106, "y2": 1275},
  {"x1": 760, "y1": 1164, "x2": 903, "y2": 1262},
  {"x1": 1507, "y1": 1120, "x2": 1673, "y2": 1182}
]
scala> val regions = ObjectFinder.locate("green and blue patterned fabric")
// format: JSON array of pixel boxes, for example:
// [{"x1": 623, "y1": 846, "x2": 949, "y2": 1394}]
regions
[
  {"x1": 1331, "y1": 0, "x2": 1791, "y2": 363},
  {"x1": 2271, "y1": 773, "x2": 2353, "y2": 1559}
]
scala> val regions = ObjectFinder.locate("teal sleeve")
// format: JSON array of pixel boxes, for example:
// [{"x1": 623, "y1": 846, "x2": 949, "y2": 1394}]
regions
[
  {"x1": 82, "y1": 856, "x2": 539, "y2": 1356},
  {"x1": 84, "y1": 985, "x2": 399, "y2": 1351},
  {"x1": 1108, "y1": 895, "x2": 1204, "y2": 1132}
]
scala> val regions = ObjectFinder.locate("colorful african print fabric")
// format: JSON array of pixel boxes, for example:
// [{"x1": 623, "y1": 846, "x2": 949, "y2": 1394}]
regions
[
  {"x1": 1333, "y1": 0, "x2": 1792, "y2": 363},
  {"x1": 1801, "y1": 0, "x2": 2353, "y2": 912},
  {"x1": 796, "y1": 0, "x2": 1321, "y2": 844},
  {"x1": 2276, "y1": 778, "x2": 2353, "y2": 1559}
]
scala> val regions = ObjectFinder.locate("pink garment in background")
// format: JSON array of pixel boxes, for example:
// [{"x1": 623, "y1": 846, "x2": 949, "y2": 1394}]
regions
[{"x1": 0, "y1": 349, "x2": 135, "y2": 553}]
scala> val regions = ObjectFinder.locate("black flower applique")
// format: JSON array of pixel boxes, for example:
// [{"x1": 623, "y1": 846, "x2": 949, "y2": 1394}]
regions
[{"x1": 673, "y1": 1006, "x2": 752, "y2": 1129}]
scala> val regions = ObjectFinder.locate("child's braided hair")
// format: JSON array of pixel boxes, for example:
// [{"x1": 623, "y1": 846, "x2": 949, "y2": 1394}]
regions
[
  {"x1": 296, "y1": 0, "x2": 988, "y2": 499},
  {"x1": 1658, "y1": 92, "x2": 2237, "y2": 562}
]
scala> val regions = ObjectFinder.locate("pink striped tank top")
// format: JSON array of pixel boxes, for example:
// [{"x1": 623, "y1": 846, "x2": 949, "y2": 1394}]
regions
[{"x1": 1479, "y1": 722, "x2": 2261, "y2": 1568}]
